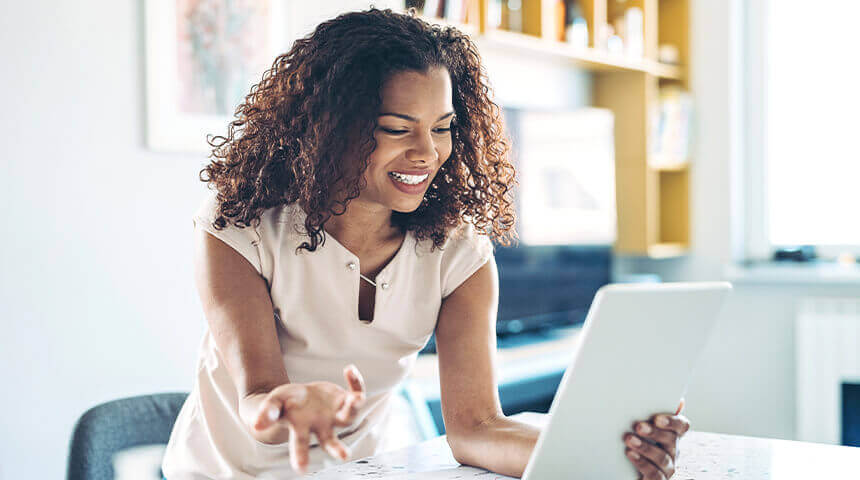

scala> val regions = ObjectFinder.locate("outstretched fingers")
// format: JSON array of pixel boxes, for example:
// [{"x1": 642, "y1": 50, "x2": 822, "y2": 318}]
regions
[
  {"x1": 254, "y1": 385, "x2": 308, "y2": 431},
  {"x1": 335, "y1": 392, "x2": 364, "y2": 425},
  {"x1": 289, "y1": 424, "x2": 311, "y2": 474},
  {"x1": 334, "y1": 365, "x2": 366, "y2": 426},
  {"x1": 254, "y1": 397, "x2": 283, "y2": 431},
  {"x1": 343, "y1": 364, "x2": 366, "y2": 394},
  {"x1": 316, "y1": 426, "x2": 351, "y2": 461}
]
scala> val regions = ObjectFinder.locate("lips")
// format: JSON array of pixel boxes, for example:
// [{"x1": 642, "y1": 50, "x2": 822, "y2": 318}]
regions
[
  {"x1": 388, "y1": 170, "x2": 431, "y2": 194},
  {"x1": 389, "y1": 171, "x2": 429, "y2": 184},
  {"x1": 389, "y1": 169, "x2": 433, "y2": 175}
]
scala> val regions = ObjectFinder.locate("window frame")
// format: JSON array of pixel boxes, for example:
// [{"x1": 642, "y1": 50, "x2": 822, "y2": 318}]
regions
[{"x1": 743, "y1": 0, "x2": 860, "y2": 261}]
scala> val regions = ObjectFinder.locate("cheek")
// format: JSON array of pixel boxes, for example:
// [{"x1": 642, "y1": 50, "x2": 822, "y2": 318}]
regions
[
  {"x1": 438, "y1": 137, "x2": 453, "y2": 160},
  {"x1": 366, "y1": 142, "x2": 395, "y2": 172}
]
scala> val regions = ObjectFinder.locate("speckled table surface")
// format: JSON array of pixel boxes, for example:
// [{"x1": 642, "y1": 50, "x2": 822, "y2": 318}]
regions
[{"x1": 310, "y1": 413, "x2": 860, "y2": 479}]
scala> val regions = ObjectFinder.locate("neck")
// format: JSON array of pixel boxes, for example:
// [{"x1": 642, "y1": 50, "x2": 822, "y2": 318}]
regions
[{"x1": 325, "y1": 199, "x2": 400, "y2": 254}]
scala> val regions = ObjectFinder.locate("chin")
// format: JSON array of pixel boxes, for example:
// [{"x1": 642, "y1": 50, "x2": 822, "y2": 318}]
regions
[{"x1": 389, "y1": 199, "x2": 424, "y2": 214}]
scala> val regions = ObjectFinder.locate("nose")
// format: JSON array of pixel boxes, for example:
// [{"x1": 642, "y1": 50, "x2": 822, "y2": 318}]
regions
[{"x1": 405, "y1": 130, "x2": 439, "y2": 165}]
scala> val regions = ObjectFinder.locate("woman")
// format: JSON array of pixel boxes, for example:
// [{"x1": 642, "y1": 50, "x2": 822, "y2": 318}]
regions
[{"x1": 162, "y1": 8, "x2": 689, "y2": 480}]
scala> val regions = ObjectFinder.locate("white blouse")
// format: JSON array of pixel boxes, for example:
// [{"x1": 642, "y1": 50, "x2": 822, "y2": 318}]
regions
[{"x1": 161, "y1": 191, "x2": 494, "y2": 479}]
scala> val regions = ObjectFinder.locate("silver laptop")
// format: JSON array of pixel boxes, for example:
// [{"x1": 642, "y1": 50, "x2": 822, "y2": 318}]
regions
[{"x1": 522, "y1": 281, "x2": 732, "y2": 479}]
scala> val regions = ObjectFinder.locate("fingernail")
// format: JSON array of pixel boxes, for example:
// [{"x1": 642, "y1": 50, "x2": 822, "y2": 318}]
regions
[
  {"x1": 325, "y1": 444, "x2": 344, "y2": 460},
  {"x1": 656, "y1": 416, "x2": 669, "y2": 427},
  {"x1": 627, "y1": 450, "x2": 640, "y2": 460},
  {"x1": 638, "y1": 422, "x2": 652, "y2": 434},
  {"x1": 629, "y1": 436, "x2": 642, "y2": 447},
  {"x1": 267, "y1": 406, "x2": 280, "y2": 422}
]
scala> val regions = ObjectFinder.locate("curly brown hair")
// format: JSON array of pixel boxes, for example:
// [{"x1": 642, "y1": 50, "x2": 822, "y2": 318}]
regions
[{"x1": 200, "y1": 7, "x2": 517, "y2": 252}]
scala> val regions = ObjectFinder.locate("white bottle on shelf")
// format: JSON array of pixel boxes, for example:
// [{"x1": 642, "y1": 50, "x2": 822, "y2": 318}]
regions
[
  {"x1": 565, "y1": 18, "x2": 589, "y2": 50},
  {"x1": 624, "y1": 6, "x2": 644, "y2": 58}
]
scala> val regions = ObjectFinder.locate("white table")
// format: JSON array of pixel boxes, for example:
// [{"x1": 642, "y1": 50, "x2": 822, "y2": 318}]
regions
[{"x1": 311, "y1": 412, "x2": 860, "y2": 479}]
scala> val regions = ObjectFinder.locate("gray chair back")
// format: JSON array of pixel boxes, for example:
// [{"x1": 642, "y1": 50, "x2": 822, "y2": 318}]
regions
[{"x1": 66, "y1": 392, "x2": 188, "y2": 480}]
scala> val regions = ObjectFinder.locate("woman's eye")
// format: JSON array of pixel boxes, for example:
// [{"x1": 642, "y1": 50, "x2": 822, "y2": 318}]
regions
[{"x1": 378, "y1": 127, "x2": 451, "y2": 135}]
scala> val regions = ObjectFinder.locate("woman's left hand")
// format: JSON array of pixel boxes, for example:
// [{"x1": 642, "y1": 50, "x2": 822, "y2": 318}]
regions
[{"x1": 622, "y1": 398, "x2": 691, "y2": 479}]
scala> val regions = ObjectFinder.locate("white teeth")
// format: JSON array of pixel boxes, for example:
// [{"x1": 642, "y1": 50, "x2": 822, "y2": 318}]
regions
[{"x1": 389, "y1": 172, "x2": 429, "y2": 185}]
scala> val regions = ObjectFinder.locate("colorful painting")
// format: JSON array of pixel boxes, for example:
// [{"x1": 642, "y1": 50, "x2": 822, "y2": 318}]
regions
[
  {"x1": 145, "y1": 1, "x2": 404, "y2": 153},
  {"x1": 175, "y1": 0, "x2": 271, "y2": 116},
  {"x1": 145, "y1": 0, "x2": 284, "y2": 152}
]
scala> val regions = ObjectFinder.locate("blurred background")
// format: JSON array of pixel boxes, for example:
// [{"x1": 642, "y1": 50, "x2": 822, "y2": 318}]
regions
[{"x1": 1, "y1": 0, "x2": 859, "y2": 479}]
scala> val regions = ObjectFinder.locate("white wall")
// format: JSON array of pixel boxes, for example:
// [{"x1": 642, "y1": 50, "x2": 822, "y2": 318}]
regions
[{"x1": 1, "y1": 2, "x2": 209, "y2": 479}]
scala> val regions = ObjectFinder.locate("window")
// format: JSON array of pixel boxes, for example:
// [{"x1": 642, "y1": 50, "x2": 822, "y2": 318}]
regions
[{"x1": 745, "y1": 0, "x2": 860, "y2": 260}]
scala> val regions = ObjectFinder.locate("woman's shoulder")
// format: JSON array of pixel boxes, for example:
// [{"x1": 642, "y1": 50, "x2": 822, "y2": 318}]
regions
[
  {"x1": 192, "y1": 190, "x2": 311, "y2": 266},
  {"x1": 442, "y1": 221, "x2": 494, "y2": 256},
  {"x1": 411, "y1": 221, "x2": 494, "y2": 256},
  {"x1": 413, "y1": 221, "x2": 495, "y2": 298},
  {"x1": 194, "y1": 190, "x2": 302, "y2": 234},
  {"x1": 443, "y1": 222, "x2": 495, "y2": 297}
]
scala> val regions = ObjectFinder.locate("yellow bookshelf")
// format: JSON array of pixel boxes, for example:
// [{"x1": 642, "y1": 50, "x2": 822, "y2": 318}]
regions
[{"x1": 417, "y1": 0, "x2": 691, "y2": 257}]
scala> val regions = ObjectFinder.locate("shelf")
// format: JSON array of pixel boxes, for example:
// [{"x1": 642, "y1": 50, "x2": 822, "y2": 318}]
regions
[
  {"x1": 418, "y1": 15, "x2": 479, "y2": 36},
  {"x1": 418, "y1": 17, "x2": 683, "y2": 79},
  {"x1": 648, "y1": 159, "x2": 690, "y2": 171},
  {"x1": 478, "y1": 29, "x2": 683, "y2": 79},
  {"x1": 423, "y1": 1, "x2": 691, "y2": 259},
  {"x1": 646, "y1": 242, "x2": 688, "y2": 259},
  {"x1": 724, "y1": 262, "x2": 860, "y2": 286}
]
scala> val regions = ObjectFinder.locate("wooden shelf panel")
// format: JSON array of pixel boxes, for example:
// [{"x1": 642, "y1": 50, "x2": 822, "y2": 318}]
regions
[
  {"x1": 646, "y1": 242, "x2": 688, "y2": 258},
  {"x1": 613, "y1": 242, "x2": 687, "y2": 258},
  {"x1": 648, "y1": 159, "x2": 690, "y2": 171},
  {"x1": 422, "y1": 0, "x2": 691, "y2": 259},
  {"x1": 418, "y1": 16, "x2": 682, "y2": 79},
  {"x1": 417, "y1": 15, "x2": 479, "y2": 35},
  {"x1": 478, "y1": 29, "x2": 683, "y2": 79}
]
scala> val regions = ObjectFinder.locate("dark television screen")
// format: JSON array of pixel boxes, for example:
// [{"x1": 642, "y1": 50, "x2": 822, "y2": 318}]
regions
[
  {"x1": 494, "y1": 244, "x2": 611, "y2": 335},
  {"x1": 418, "y1": 243, "x2": 611, "y2": 354}
]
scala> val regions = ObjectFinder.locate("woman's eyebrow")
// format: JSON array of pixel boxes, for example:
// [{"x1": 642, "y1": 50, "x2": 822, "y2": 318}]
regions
[{"x1": 378, "y1": 111, "x2": 455, "y2": 122}]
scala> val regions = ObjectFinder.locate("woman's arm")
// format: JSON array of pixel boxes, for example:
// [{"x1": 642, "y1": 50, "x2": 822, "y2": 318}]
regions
[
  {"x1": 194, "y1": 230, "x2": 365, "y2": 473},
  {"x1": 193, "y1": 228, "x2": 290, "y2": 398},
  {"x1": 434, "y1": 257, "x2": 540, "y2": 478},
  {"x1": 435, "y1": 256, "x2": 692, "y2": 479}
]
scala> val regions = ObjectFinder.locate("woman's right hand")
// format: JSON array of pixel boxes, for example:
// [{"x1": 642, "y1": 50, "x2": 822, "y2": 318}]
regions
[{"x1": 238, "y1": 364, "x2": 367, "y2": 474}]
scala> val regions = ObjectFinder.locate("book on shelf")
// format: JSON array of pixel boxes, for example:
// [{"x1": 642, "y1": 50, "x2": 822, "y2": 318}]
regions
[
  {"x1": 411, "y1": 0, "x2": 469, "y2": 24},
  {"x1": 649, "y1": 85, "x2": 692, "y2": 169},
  {"x1": 445, "y1": 0, "x2": 467, "y2": 23}
]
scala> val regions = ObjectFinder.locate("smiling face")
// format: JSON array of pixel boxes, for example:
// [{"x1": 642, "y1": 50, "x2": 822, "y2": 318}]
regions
[{"x1": 356, "y1": 67, "x2": 455, "y2": 213}]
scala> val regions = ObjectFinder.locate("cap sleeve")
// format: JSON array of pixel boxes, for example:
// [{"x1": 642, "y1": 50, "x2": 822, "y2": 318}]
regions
[
  {"x1": 440, "y1": 223, "x2": 495, "y2": 299},
  {"x1": 192, "y1": 191, "x2": 264, "y2": 275}
]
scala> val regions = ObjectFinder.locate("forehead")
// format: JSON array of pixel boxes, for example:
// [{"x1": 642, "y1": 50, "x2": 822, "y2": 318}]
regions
[{"x1": 379, "y1": 67, "x2": 453, "y2": 117}]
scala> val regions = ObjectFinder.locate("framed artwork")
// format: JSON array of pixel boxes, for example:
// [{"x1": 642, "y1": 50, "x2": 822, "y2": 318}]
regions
[{"x1": 144, "y1": 0, "x2": 289, "y2": 153}]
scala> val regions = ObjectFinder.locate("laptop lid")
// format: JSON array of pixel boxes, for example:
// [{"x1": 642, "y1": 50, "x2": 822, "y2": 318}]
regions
[{"x1": 522, "y1": 282, "x2": 732, "y2": 479}]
